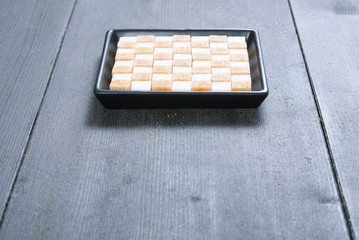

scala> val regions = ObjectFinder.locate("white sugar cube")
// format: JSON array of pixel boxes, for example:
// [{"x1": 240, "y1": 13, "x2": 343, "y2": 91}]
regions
[
  {"x1": 230, "y1": 49, "x2": 248, "y2": 54},
  {"x1": 152, "y1": 74, "x2": 172, "y2": 81},
  {"x1": 192, "y1": 61, "x2": 211, "y2": 68},
  {"x1": 172, "y1": 81, "x2": 192, "y2": 91},
  {"x1": 155, "y1": 36, "x2": 173, "y2": 41},
  {"x1": 192, "y1": 74, "x2": 211, "y2": 81},
  {"x1": 154, "y1": 60, "x2": 172, "y2": 67},
  {"x1": 133, "y1": 67, "x2": 153, "y2": 73},
  {"x1": 119, "y1": 37, "x2": 137, "y2": 42},
  {"x1": 114, "y1": 61, "x2": 134, "y2": 67},
  {"x1": 231, "y1": 75, "x2": 251, "y2": 82},
  {"x1": 136, "y1": 42, "x2": 155, "y2": 48},
  {"x1": 173, "y1": 54, "x2": 192, "y2": 61},
  {"x1": 135, "y1": 54, "x2": 153, "y2": 60},
  {"x1": 210, "y1": 42, "x2": 228, "y2": 48},
  {"x1": 228, "y1": 36, "x2": 246, "y2": 42},
  {"x1": 131, "y1": 81, "x2": 152, "y2": 91},
  {"x1": 212, "y1": 82, "x2": 232, "y2": 91},
  {"x1": 116, "y1": 48, "x2": 135, "y2": 54},
  {"x1": 212, "y1": 68, "x2": 231, "y2": 74},
  {"x1": 112, "y1": 73, "x2": 132, "y2": 81},
  {"x1": 231, "y1": 62, "x2": 250, "y2": 68}
]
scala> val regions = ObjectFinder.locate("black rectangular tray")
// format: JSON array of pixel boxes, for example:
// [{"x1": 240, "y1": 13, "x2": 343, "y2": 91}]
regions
[{"x1": 94, "y1": 29, "x2": 268, "y2": 108}]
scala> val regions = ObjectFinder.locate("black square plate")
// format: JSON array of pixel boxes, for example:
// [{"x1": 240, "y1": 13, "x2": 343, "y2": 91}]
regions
[{"x1": 94, "y1": 29, "x2": 268, "y2": 108}]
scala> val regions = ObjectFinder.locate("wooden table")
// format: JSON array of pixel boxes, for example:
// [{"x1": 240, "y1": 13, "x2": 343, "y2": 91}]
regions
[{"x1": 0, "y1": 0, "x2": 358, "y2": 239}]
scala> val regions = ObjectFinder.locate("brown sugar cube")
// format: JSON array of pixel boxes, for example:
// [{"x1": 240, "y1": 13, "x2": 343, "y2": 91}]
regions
[
  {"x1": 192, "y1": 48, "x2": 211, "y2": 61},
  {"x1": 232, "y1": 81, "x2": 251, "y2": 91},
  {"x1": 229, "y1": 41, "x2": 247, "y2": 49},
  {"x1": 173, "y1": 35, "x2": 191, "y2": 42},
  {"x1": 191, "y1": 36, "x2": 210, "y2": 48},
  {"x1": 112, "y1": 61, "x2": 134, "y2": 75},
  {"x1": 115, "y1": 49, "x2": 135, "y2": 60},
  {"x1": 191, "y1": 81, "x2": 212, "y2": 91},
  {"x1": 153, "y1": 60, "x2": 173, "y2": 74},
  {"x1": 154, "y1": 48, "x2": 173, "y2": 60},
  {"x1": 173, "y1": 54, "x2": 192, "y2": 67},
  {"x1": 117, "y1": 41, "x2": 136, "y2": 49},
  {"x1": 110, "y1": 74, "x2": 132, "y2": 90},
  {"x1": 134, "y1": 54, "x2": 154, "y2": 67},
  {"x1": 211, "y1": 68, "x2": 231, "y2": 82},
  {"x1": 135, "y1": 42, "x2": 155, "y2": 54},
  {"x1": 211, "y1": 48, "x2": 229, "y2": 55},
  {"x1": 211, "y1": 55, "x2": 230, "y2": 68},
  {"x1": 210, "y1": 42, "x2": 229, "y2": 55},
  {"x1": 209, "y1": 35, "x2": 228, "y2": 43},
  {"x1": 110, "y1": 80, "x2": 131, "y2": 90},
  {"x1": 172, "y1": 67, "x2": 192, "y2": 81},
  {"x1": 192, "y1": 61, "x2": 211, "y2": 74},
  {"x1": 173, "y1": 42, "x2": 191, "y2": 54},
  {"x1": 155, "y1": 36, "x2": 173, "y2": 48},
  {"x1": 230, "y1": 62, "x2": 251, "y2": 75},
  {"x1": 132, "y1": 67, "x2": 153, "y2": 81},
  {"x1": 136, "y1": 35, "x2": 155, "y2": 42},
  {"x1": 152, "y1": 80, "x2": 172, "y2": 91}
]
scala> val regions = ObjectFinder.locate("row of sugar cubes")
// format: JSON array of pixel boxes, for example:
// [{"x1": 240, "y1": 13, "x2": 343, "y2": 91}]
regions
[{"x1": 110, "y1": 35, "x2": 251, "y2": 91}]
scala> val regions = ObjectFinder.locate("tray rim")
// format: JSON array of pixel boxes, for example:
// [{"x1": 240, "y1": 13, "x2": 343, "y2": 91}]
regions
[{"x1": 94, "y1": 28, "x2": 269, "y2": 96}]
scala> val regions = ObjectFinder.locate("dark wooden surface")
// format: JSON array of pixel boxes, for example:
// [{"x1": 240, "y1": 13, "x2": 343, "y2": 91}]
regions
[
  {"x1": 0, "y1": 0, "x2": 357, "y2": 239},
  {"x1": 290, "y1": 0, "x2": 359, "y2": 238},
  {"x1": 0, "y1": 0, "x2": 76, "y2": 217}
]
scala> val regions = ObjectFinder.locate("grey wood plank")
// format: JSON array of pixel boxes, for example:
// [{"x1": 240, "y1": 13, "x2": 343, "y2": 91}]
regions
[
  {"x1": 290, "y1": 0, "x2": 359, "y2": 238},
  {"x1": 0, "y1": 0, "x2": 76, "y2": 218},
  {"x1": 0, "y1": 0, "x2": 349, "y2": 239}
]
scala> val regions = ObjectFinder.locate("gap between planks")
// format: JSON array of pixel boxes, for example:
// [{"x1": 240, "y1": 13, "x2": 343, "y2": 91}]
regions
[
  {"x1": 287, "y1": 0, "x2": 355, "y2": 239},
  {"x1": 0, "y1": 0, "x2": 79, "y2": 231}
]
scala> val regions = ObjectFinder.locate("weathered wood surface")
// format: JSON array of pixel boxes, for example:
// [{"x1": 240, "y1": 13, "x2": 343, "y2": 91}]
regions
[
  {"x1": 0, "y1": 0, "x2": 351, "y2": 239},
  {"x1": 290, "y1": 0, "x2": 359, "y2": 237},
  {"x1": 0, "y1": 0, "x2": 76, "y2": 218}
]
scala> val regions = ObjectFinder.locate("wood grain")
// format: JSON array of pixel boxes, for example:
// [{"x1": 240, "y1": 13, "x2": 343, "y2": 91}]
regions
[
  {"x1": 0, "y1": 0, "x2": 349, "y2": 239},
  {"x1": 290, "y1": 0, "x2": 359, "y2": 237},
  {"x1": 0, "y1": 0, "x2": 76, "y2": 217}
]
